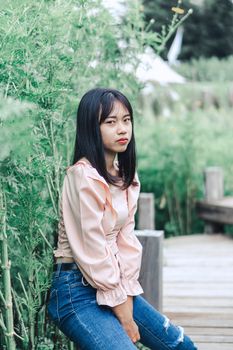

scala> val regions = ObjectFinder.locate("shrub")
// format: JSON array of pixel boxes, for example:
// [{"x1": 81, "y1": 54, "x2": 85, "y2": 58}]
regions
[
  {"x1": 175, "y1": 56, "x2": 233, "y2": 82},
  {"x1": 137, "y1": 86, "x2": 233, "y2": 236}
]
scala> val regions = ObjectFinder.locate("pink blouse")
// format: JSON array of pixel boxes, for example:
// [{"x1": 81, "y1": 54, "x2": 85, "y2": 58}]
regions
[{"x1": 53, "y1": 159, "x2": 143, "y2": 307}]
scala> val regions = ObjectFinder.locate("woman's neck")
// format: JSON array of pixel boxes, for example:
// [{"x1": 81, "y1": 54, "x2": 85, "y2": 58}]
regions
[
  {"x1": 105, "y1": 153, "x2": 118, "y2": 176},
  {"x1": 79, "y1": 154, "x2": 119, "y2": 177}
]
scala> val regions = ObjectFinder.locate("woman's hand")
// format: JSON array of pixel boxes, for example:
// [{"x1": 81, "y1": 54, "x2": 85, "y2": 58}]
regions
[
  {"x1": 112, "y1": 299, "x2": 140, "y2": 343},
  {"x1": 121, "y1": 318, "x2": 140, "y2": 344}
]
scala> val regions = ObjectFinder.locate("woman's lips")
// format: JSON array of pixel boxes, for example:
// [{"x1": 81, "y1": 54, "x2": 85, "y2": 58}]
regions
[{"x1": 117, "y1": 139, "x2": 128, "y2": 144}]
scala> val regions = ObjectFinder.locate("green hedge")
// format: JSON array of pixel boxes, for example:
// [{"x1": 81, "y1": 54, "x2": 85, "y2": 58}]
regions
[
  {"x1": 136, "y1": 82, "x2": 233, "y2": 237},
  {"x1": 175, "y1": 56, "x2": 233, "y2": 82}
]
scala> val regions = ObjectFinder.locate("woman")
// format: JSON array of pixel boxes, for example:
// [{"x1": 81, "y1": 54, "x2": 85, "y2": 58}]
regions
[{"x1": 47, "y1": 88, "x2": 197, "y2": 350}]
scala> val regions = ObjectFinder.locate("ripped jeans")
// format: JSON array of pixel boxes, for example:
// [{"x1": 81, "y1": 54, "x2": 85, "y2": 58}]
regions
[{"x1": 47, "y1": 265, "x2": 197, "y2": 350}]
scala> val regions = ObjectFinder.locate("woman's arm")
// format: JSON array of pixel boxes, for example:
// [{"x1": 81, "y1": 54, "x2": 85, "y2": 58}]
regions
[
  {"x1": 62, "y1": 164, "x2": 128, "y2": 307},
  {"x1": 112, "y1": 297, "x2": 140, "y2": 343},
  {"x1": 116, "y1": 181, "x2": 144, "y2": 297},
  {"x1": 126, "y1": 295, "x2": 133, "y2": 314},
  {"x1": 112, "y1": 296, "x2": 133, "y2": 322}
]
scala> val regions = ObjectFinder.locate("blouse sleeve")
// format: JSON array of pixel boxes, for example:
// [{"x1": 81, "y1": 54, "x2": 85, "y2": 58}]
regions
[
  {"x1": 116, "y1": 181, "x2": 144, "y2": 296},
  {"x1": 62, "y1": 165, "x2": 127, "y2": 307}
]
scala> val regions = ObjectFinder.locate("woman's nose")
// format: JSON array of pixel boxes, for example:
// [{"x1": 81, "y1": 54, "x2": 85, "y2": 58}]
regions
[{"x1": 117, "y1": 122, "x2": 127, "y2": 134}]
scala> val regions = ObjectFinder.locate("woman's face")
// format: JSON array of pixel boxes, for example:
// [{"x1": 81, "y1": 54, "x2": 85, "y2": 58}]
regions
[{"x1": 100, "y1": 100, "x2": 132, "y2": 156}]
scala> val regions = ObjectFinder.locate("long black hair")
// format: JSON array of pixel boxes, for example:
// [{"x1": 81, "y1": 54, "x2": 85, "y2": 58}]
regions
[{"x1": 72, "y1": 88, "x2": 137, "y2": 189}]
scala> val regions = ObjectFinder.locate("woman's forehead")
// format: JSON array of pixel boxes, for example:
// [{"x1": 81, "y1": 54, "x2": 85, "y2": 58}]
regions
[
  {"x1": 99, "y1": 98, "x2": 130, "y2": 122},
  {"x1": 108, "y1": 100, "x2": 129, "y2": 116}
]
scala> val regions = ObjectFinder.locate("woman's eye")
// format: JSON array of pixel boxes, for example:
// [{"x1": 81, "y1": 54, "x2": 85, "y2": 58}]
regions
[
  {"x1": 106, "y1": 120, "x2": 115, "y2": 124},
  {"x1": 124, "y1": 118, "x2": 131, "y2": 123}
]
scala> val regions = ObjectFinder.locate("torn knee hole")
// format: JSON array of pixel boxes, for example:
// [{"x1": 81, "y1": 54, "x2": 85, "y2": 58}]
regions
[{"x1": 163, "y1": 315, "x2": 184, "y2": 346}]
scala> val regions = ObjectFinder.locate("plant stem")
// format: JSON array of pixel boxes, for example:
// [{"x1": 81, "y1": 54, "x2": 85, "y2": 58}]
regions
[
  {"x1": 157, "y1": 9, "x2": 193, "y2": 55},
  {"x1": 0, "y1": 185, "x2": 16, "y2": 349},
  {"x1": 11, "y1": 288, "x2": 29, "y2": 342}
]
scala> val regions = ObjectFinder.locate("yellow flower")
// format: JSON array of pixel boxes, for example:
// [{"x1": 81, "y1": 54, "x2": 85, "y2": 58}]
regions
[{"x1": 171, "y1": 7, "x2": 185, "y2": 14}]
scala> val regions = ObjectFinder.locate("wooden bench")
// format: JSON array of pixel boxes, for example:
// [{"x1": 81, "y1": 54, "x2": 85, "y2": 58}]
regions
[{"x1": 196, "y1": 167, "x2": 233, "y2": 233}]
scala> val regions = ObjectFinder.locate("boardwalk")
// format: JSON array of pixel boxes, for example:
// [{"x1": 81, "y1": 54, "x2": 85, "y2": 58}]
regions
[{"x1": 163, "y1": 234, "x2": 233, "y2": 350}]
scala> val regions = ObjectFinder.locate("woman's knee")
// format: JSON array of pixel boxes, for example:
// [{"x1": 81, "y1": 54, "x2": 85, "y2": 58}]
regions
[{"x1": 133, "y1": 296, "x2": 197, "y2": 350}]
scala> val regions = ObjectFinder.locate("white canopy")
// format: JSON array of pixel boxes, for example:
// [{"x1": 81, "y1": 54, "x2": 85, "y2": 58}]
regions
[
  {"x1": 102, "y1": 0, "x2": 186, "y2": 89},
  {"x1": 136, "y1": 47, "x2": 185, "y2": 85}
]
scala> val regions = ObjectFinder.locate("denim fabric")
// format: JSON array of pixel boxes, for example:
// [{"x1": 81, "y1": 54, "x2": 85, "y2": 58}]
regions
[{"x1": 47, "y1": 265, "x2": 197, "y2": 350}]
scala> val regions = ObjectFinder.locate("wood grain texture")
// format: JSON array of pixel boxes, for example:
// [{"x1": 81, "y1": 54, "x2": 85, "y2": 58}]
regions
[
  {"x1": 137, "y1": 230, "x2": 163, "y2": 312},
  {"x1": 163, "y1": 234, "x2": 233, "y2": 349},
  {"x1": 196, "y1": 197, "x2": 233, "y2": 224},
  {"x1": 138, "y1": 193, "x2": 155, "y2": 230}
]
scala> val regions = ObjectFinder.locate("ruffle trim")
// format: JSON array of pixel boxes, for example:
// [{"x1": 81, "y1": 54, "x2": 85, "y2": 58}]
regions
[
  {"x1": 96, "y1": 283, "x2": 127, "y2": 307},
  {"x1": 121, "y1": 278, "x2": 144, "y2": 296}
]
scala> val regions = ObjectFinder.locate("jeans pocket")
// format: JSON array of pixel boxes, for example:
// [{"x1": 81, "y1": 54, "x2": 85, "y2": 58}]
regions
[{"x1": 69, "y1": 281, "x2": 96, "y2": 308}]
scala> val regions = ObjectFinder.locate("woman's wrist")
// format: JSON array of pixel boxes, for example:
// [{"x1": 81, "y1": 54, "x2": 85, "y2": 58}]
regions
[
  {"x1": 112, "y1": 301, "x2": 133, "y2": 325},
  {"x1": 126, "y1": 296, "x2": 133, "y2": 314}
]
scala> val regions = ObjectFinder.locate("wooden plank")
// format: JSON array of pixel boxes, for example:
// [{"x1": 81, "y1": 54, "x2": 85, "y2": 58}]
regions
[
  {"x1": 164, "y1": 297, "x2": 233, "y2": 307},
  {"x1": 167, "y1": 312, "x2": 233, "y2": 328},
  {"x1": 198, "y1": 197, "x2": 233, "y2": 207},
  {"x1": 164, "y1": 289, "x2": 233, "y2": 298},
  {"x1": 170, "y1": 318, "x2": 233, "y2": 328},
  {"x1": 167, "y1": 312, "x2": 233, "y2": 320},
  {"x1": 163, "y1": 306, "x2": 233, "y2": 314},
  {"x1": 164, "y1": 233, "x2": 233, "y2": 248},
  {"x1": 164, "y1": 256, "x2": 233, "y2": 266},
  {"x1": 184, "y1": 327, "x2": 233, "y2": 336},
  {"x1": 163, "y1": 268, "x2": 233, "y2": 283},
  {"x1": 192, "y1": 335, "x2": 233, "y2": 343},
  {"x1": 196, "y1": 199, "x2": 233, "y2": 224},
  {"x1": 196, "y1": 343, "x2": 233, "y2": 350},
  {"x1": 164, "y1": 282, "x2": 233, "y2": 290},
  {"x1": 163, "y1": 234, "x2": 233, "y2": 348}
]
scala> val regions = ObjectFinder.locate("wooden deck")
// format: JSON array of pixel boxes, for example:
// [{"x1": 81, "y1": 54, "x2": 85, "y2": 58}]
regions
[{"x1": 163, "y1": 234, "x2": 233, "y2": 350}]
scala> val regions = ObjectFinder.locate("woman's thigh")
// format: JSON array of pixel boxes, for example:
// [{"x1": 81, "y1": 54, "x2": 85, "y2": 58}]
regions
[
  {"x1": 47, "y1": 270, "x2": 137, "y2": 350},
  {"x1": 133, "y1": 296, "x2": 198, "y2": 350}
]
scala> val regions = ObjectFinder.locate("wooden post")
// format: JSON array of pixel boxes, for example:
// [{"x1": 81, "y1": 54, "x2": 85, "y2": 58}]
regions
[
  {"x1": 204, "y1": 167, "x2": 224, "y2": 233},
  {"x1": 136, "y1": 230, "x2": 163, "y2": 312},
  {"x1": 138, "y1": 193, "x2": 155, "y2": 230},
  {"x1": 204, "y1": 167, "x2": 224, "y2": 201}
]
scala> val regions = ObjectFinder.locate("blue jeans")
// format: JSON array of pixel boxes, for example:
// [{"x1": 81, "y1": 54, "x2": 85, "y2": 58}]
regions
[{"x1": 47, "y1": 264, "x2": 197, "y2": 350}]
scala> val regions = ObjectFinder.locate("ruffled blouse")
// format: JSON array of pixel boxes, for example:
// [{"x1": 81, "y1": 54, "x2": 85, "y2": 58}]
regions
[{"x1": 53, "y1": 159, "x2": 143, "y2": 307}]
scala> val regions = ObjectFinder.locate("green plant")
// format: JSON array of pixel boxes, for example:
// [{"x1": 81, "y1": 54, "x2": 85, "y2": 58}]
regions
[
  {"x1": 137, "y1": 82, "x2": 233, "y2": 236},
  {"x1": 175, "y1": 56, "x2": 233, "y2": 82}
]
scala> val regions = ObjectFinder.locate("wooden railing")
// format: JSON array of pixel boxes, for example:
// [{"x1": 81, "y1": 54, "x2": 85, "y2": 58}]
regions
[{"x1": 196, "y1": 167, "x2": 233, "y2": 233}]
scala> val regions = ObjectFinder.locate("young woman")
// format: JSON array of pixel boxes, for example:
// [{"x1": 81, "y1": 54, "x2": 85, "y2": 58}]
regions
[{"x1": 47, "y1": 88, "x2": 197, "y2": 350}]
